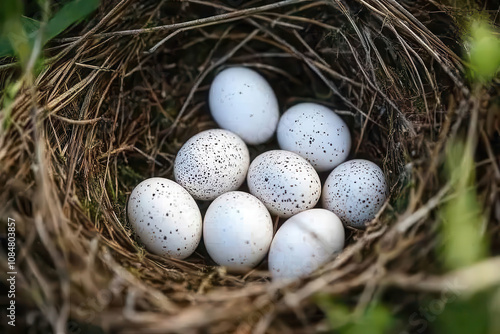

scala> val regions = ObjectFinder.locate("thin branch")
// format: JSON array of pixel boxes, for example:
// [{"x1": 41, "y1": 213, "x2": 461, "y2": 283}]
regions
[{"x1": 56, "y1": 0, "x2": 308, "y2": 42}]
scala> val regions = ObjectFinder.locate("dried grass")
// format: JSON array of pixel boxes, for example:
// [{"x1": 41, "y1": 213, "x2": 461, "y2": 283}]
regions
[{"x1": 0, "y1": 0, "x2": 499, "y2": 333}]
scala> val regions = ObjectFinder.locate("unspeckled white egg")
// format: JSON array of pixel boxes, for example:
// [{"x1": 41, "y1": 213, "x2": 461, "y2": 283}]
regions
[
  {"x1": 127, "y1": 177, "x2": 202, "y2": 259},
  {"x1": 268, "y1": 209, "x2": 345, "y2": 281},
  {"x1": 209, "y1": 67, "x2": 280, "y2": 145},
  {"x1": 322, "y1": 159, "x2": 388, "y2": 228},
  {"x1": 277, "y1": 103, "x2": 351, "y2": 172},
  {"x1": 203, "y1": 191, "x2": 273, "y2": 270},
  {"x1": 174, "y1": 129, "x2": 250, "y2": 201},
  {"x1": 247, "y1": 150, "x2": 321, "y2": 218}
]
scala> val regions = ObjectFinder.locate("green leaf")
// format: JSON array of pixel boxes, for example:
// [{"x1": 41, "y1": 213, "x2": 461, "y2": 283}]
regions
[
  {"x1": 0, "y1": 39, "x2": 12, "y2": 58},
  {"x1": 0, "y1": 16, "x2": 40, "y2": 57},
  {"x1": 21, "y1": 16, "x2": 41, "y2": 34},
  {"x1": 0, "y1": 0, "x2": 99, "y2": 58},
  {"x1": 0, "y1": 0, "x2": 29, "y2": 60},
  {"x1": 0, "y1": 0, "x2": 23, "y2": 27},
  {"x1": 44, "y1": 0, "x2": 99, "y2": 43}
]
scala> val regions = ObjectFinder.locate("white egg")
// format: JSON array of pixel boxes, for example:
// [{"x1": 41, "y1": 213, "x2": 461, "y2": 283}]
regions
[
  {"x1": 203, "y1": 191, "x2": 273, "y2": 270},
  {"x1": 322, "y1": 159, "x2": 388, "y2": 228},
  {"x1": 209, "y1": 67, "x2": 280, "y2": 145},
  {"x1": 247, "y1": 150, "x2": 321, "y2": 218},
  {"x1": 174, "y1": 129, "x2": 250, "y2": 201},
  {"x1": 127, "y1": 177, "x2": 202, "y2": 259},
  {"x1": 277, "y1": 103, "x2": 351, "y2": 172},
  {"x1": 268, "y1": 209, "x2": 345, "y2": 281}
]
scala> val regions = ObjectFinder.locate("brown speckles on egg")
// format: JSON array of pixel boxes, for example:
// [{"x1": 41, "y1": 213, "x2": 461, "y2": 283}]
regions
[
  {"x1": 174, "y1": 129, "x2": 250, "y2": 201},
  {"x1": 322, "y1": 159, "x2": 388, "y2": 229},
  {"x1": 247, "y1": 150, "x2": 321, "y2": 218},
  {"x1": 277, "y1": 103, "x2": 351, "y2": 172},
  {"x1": 127, "y1": 177, "x2": 202, "y2": 259}
]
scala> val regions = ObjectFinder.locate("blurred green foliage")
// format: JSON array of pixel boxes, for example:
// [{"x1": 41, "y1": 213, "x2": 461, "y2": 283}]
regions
[
  {"x1": 439, "y1": 139, "x2": 488, "y2": 270},
  {"x1": 0, "y1": 0, "x2": 31, "y2": 65},
  {"x1": 317, "y1": 286, "x2": 500, "y2": 334},
  {"x1": 316, "y1": 295, "x2": 398, "y2": 334},
  {"x1": 434, "y1": 288, "x2": 495, "y2": 334},
  {"x1": 466, "y1": 20, "x2": 500, "y2": 83},
  {"x1": 1, "y1": 0, "x2": 99, "y2": 131},
  {"x1": 0, "y1": 0, "x2": 100, "y2": 61},
  {"x1": 1, "y1": 80, "x2": 21, "y2": 129}
]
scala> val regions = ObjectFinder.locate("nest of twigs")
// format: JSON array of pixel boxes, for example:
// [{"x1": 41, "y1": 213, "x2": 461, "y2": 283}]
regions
[{"x1": 1, "y1": 0, "x2": 499, "y2": 333}]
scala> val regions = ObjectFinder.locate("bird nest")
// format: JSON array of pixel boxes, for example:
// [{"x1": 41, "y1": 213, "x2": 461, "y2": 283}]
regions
[{"x1": 1, "y1": 0, "x2": 499, "y2": 333}]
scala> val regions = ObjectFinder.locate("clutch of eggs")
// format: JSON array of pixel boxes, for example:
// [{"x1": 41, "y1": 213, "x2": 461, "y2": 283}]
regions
[{"x1": 125, "y1": 65, "x2": 389, "y2": 281}]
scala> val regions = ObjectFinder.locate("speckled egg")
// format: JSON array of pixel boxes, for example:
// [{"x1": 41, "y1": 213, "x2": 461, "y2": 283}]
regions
[
  {"x1": 203, "y1": 191, "x2": 273, "y2": 270},
  {"x1": 247, "y1": 150, "x2": 321, "y2": 218},
  {"x1": 322, "y1": 159, "x2": 388, "y2": 228},
  {"x1": 174, "y1": 129, "x2": 250, "y2": 201},
  {"x1": 277, "y1": 103, "x2": 351, "y2": 172},
  {"x1": 127, "y1": 177, "x2": 202, "y2": 259},
  {"x1": 209, "y1": 67, "x2": 280, "y2": 145},
  {"x1": 269, "y1": 209, "x2": 345, "y2": 281}
]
